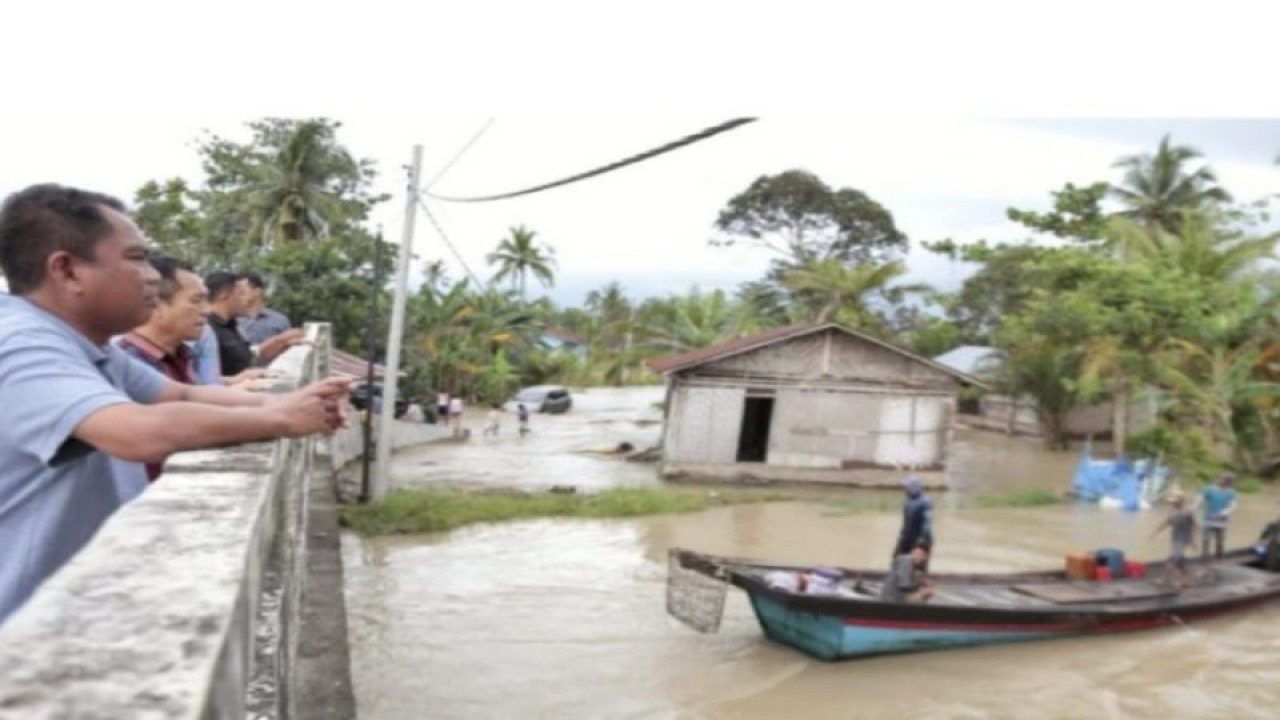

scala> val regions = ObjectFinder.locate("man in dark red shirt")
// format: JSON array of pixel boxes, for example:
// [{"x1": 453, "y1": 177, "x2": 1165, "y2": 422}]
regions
[{"x1": 117, "y1": 255, "x2": 208, "y2": 479}]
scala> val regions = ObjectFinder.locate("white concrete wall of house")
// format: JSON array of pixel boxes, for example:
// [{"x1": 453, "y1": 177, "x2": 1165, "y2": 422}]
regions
[
  {"x1": 658, "y1": 328, "x2": 965, "y2": 476},
  {"x1": 874, "y1": 395, "x2": 950, "y2": 468},
  {"x1": 664, "y1": 383, "x2": 957, "y2": 471},
  {"x1": 0, "y1": 322, "x2": 434, "y2": 719},
  {"x1": 665, "y1": 384, "x2": 744, "y2": 463}
]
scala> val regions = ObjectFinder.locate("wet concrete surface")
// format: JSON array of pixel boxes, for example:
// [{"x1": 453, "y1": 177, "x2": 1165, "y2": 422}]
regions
[{"x1": 347, "y1": 386, "x2": 1280, "y2": 719}]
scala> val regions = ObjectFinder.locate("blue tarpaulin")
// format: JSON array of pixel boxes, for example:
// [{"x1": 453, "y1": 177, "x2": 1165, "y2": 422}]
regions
[{"x1": 1072, "y1": 440, "x2": 1169, "y2": 512}]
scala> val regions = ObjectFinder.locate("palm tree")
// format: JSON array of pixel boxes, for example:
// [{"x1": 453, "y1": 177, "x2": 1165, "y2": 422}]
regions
[
  {"x1": 1104, "y1": 210, "x2": 1279, "y2": 283},
  {"x1": 781, "y1": 259, "x2": 922, "y2": 330},
  {"x1": 1110, "y1": 135, "x2": 1231, "y2": 232},
  {"x1": 643, "y1": 290, "x2": 736, "y2": 353},
  {"x1": 732, "y1": 280, "x2": 794, "y2": 334},
  {"x1": 248, "y1": 120, "x2": 356, "y2": 246},
  {"x1": 1155, "y1": 338, "x2": 1280, "y2": 469},
  {"x1": 486, "y1": 225, "x2": 556, "y2": 300}
]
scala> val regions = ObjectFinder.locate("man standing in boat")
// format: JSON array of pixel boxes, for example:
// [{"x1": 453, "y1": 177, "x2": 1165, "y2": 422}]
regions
[
  {"x1": 1199, "y1": 472, "x2": 1237, "y2": 559},
  {"x1": 894, "y1": 476, "x2": 934, "y2": 570},
  {"x1": 1150, "y1": 489, "x2": 1198, "y2": 587}
]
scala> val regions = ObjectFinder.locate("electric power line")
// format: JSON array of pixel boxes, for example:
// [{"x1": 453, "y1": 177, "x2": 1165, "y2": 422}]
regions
[
  {"x1": 424, "y1": 118, "x2": 496, "y2": 191},
  {"x1": 422, "y1": 117, "x2": 757, "y2": 203},
  {"x1": 416, "y1": 196, "x2": 485, "y2": 288}
]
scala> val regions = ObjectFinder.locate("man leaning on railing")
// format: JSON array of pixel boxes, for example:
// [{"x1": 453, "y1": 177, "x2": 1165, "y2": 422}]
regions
[{"x1": 0, "y1": 183, "x2": 350, "y2": 624}]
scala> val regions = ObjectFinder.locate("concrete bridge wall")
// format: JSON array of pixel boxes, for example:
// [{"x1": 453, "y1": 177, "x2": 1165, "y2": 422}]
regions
[{"x1": 0, "y1": 323, "x2": 431, "y2": 719}]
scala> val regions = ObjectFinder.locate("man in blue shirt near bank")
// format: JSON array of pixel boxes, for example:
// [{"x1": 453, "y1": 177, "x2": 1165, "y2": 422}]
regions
[
  {"x1": 0, "y1": 184, "x2": 351, "y2": 623},
  {"x1": 1200, "y1": 472, "x2": 1238, "y2": 559}
]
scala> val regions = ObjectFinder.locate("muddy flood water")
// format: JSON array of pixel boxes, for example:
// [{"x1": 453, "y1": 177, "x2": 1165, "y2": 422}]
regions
[{"x1": 345, "y1": 387, "x2": 1280, "y2": 719}]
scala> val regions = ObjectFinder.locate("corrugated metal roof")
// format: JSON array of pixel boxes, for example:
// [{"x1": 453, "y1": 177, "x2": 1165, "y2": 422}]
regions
[
  {"x1": 932, "y1": 345, "x2": 1001, "y2": 377},
  {"x1": 331, "y1": 349, "x2": 392, "y2": 379},
  {"x1": 646, "y1": 324, "x2": 817, "y2": 374},
  {"x1": 646, "y1": 322, "x2": 988, "y2": 388}
]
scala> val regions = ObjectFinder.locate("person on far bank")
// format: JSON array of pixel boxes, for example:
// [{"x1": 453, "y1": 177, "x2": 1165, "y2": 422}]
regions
[
  {"x1": 437, "y1": 391, "x2": 450, "y2": 428},
  {"x1": 0, "y1": 183, "x2": 351, "y2": 623},
  {"x1": 1200, "y1": 472, "x2": 1237, "y2": 559},
  {"x1": 448, "y1": 394, "x2": 464, "y2": 436},
  {"x1": 483, "y1": 406, "x2": 501, "y2": 436},
  {"x1": 204, "y1": 271, "x2": 303, "y2": 377},
  {"x1": 517, "y1": 402, "x2": 530, "y2": 437},
  {"x1": 894, "y1": 476, "x2": 934, "y2": 571}
]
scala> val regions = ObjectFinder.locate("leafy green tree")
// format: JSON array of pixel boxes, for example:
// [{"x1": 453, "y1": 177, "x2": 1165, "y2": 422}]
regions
[
  {"x1": 133, "y1": 179, "x2": 205, "y2": 257},
  {"x1": 1006, "y1": 181, "x2": 1111, "y2": 244},
  {"x1": 929, "y1": 243, "x2": 1058, "y2": 345},
  {"x1": 132, "y1": 117, "x2": 390, "y2": 353},
  {"x1": 711, "y1": 169, "x2": 908, "y2": 280},
  {"x1": 478, "y1": 349, "x2": 521, "y2": 406},
  {"x1": 893, "y1": 309, "x2": 962, "y2": 359}
]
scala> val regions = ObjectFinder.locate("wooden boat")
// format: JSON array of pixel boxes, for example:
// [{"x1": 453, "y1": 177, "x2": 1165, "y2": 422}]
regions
[{"x1": 667, "y1": 547, "x2": 1280, "y2": 661}]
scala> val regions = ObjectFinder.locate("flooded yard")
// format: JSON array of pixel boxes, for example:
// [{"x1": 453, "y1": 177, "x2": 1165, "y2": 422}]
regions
[{"x1": 346, "y1": 386, "x2": 1280, "y2": 719}]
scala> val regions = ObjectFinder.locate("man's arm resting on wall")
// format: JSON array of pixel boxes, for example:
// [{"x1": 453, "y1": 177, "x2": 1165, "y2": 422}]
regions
[{"x1": 74, "y1": 379, "x2": 347, "y2": 462}]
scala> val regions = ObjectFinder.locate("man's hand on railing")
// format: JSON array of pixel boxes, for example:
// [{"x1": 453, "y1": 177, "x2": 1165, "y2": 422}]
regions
[
  {"x1": 268, "y1": 377, "x2": 352, "y2": 437},
  {"x1": 257, "y1": 328, "x2": 310, "y2": 365}
]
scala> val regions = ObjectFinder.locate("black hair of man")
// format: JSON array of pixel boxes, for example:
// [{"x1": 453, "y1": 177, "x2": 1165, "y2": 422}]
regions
[
  {"x1": 0, "y1": 183, "x2": 128, "y2": 295},
  {"x1": 204, "y1": 271, "x2": 242, "y2": 303},
  {"x1": 239, "y1": 271, "x2": 268, "y2": 291},
  {"x1": 149, "y1": 255, "x2": 196, "y2": 303}
]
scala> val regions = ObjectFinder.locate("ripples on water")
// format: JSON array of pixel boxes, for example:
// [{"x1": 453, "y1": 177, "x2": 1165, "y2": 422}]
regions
[{"x1": 348, "y1": 386, "x2": 1280, "y2": 719}]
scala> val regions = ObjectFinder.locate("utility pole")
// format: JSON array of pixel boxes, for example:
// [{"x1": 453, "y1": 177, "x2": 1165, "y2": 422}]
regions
[
  {"x1": 372, "y1": 145, "x2": 423, "y2": 501},
  {"x1": 359, "y1": 228, "x2": 385, "y2": 503}
]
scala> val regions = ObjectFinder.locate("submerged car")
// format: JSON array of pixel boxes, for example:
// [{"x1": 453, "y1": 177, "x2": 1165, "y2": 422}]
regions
[
  {"x1": 505, "y1": 385, "x2": 573, "y2": 414},
  {"x1": 349, "y1": 381, "x2": 412, "y2": 419}
]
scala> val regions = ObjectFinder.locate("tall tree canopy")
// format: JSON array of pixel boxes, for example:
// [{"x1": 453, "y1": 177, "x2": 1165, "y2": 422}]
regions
[
  {"x1": 132, "y1": 118, "x2": 391, "y2": 352},
  {"x1": 711, "y1": 169, "x2": 908, "y2": 267}
]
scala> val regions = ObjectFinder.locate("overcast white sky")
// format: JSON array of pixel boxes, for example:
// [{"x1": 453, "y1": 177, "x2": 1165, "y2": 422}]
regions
[{"x1": 1, "y1": 1, "x2": 1276, "y2": 305}]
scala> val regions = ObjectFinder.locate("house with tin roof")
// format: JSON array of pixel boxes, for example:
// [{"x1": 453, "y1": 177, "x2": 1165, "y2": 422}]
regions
[{"x1": 646, "y1": 323, "x2": 985, "y2": 485}]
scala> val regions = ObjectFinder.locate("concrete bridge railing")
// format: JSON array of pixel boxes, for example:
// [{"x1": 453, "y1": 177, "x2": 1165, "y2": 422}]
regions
[{"x1": 0, "y1": 322, "x2": 371, "y2": 719}]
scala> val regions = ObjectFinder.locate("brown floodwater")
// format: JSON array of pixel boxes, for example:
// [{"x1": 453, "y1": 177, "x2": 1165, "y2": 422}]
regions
[{"x1": 346, "y1": 386, "x2": 1280, "y2": 719}]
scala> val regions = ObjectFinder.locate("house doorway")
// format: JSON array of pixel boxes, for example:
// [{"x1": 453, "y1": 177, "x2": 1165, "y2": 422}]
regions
[{"x1": 736, "y1": 396, "x2": 774, "y2": 462}]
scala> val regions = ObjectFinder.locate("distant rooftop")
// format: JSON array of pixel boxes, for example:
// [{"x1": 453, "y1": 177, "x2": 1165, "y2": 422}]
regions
[{"x1": 932, "y1": 345, "x2": 1001, "y2": 377}]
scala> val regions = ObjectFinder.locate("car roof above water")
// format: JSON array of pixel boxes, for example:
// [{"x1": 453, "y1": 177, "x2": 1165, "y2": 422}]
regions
[{"x1": 513, "y1": 385, "x2": 568, "y2": 399}]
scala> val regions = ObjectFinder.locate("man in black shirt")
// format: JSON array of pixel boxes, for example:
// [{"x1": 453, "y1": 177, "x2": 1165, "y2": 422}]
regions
[{"x1": 205, "y1": 271, "x2": 302, "y2": 376}]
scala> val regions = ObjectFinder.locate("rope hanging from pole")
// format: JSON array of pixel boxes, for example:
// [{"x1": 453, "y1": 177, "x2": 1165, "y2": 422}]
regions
[{"x1": 422, "y1": 117, "x2": 758, "y2": 203}]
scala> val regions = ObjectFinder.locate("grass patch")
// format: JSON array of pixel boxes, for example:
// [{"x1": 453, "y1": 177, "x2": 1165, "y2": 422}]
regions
[
  {"x1": 968, "y1": 489, "x2": 1065, "y2": 509},
  {"x1": 340, "y1": 486, "x2": 792, "y2": 536}
]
